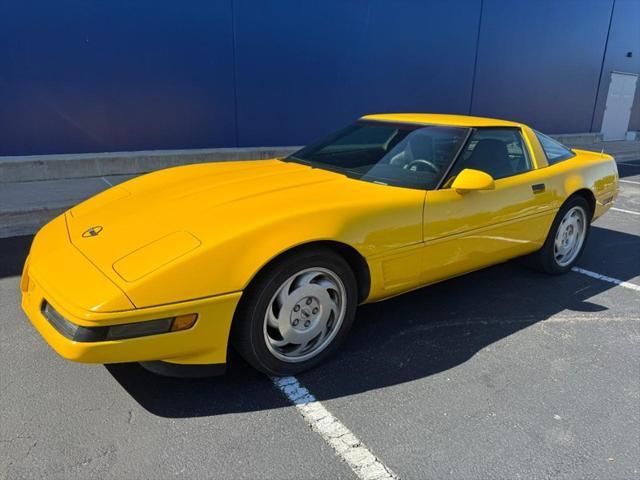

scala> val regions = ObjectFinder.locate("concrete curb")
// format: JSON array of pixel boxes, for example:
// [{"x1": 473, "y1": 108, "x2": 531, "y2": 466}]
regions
[
  {"x1": 0, "y1": 208, "x2": 66, "y2": 239},
  {"x1": 0, "y1": 146, "x2": 300, "y2": 183},
  {"x1": 551, "y1": 131, "x2": 639, "y2": 145},
  {"x1": 2, "y1": 137, "x2": 638, "y2": 184},
  {"x1": 592, "y1": 151, "x2": 639, "y2": 161},
  {"x1": 551, "y1": 133, "x2": 604, "y2": 145},
  {"x1": 1, "y1": 139, "x2": 638, "y2": 239},
  {"x1": 2, "y1": 135, "x2": 639, "y2": 183}
]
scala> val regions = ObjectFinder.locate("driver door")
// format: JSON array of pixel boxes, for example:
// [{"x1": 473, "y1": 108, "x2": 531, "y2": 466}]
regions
[{"x1": 421, "y1": 127, "x2": 555, "y2": 284}]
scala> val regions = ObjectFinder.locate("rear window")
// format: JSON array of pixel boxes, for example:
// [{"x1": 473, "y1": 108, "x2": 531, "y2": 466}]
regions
[{"x1": 534, "y1": 130, "x2": 575, "y2": 165}]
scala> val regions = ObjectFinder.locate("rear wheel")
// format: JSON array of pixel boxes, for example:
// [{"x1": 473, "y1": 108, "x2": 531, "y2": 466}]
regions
[
  {"x1": 232, "y1": 248, "x2": 357, "y2": 375},
  {"x1": 529, "y1": 196, "x2": 590, "y2": 274}
]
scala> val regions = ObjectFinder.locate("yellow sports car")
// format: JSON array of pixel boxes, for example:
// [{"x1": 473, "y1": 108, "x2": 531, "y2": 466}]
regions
[{"x1": 21, "y1": 114, "x2": 618, "y2": 377}]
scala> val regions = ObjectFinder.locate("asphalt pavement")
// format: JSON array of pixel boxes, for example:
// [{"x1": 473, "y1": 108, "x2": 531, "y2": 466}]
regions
[{"x1": 1, "y1": 159, "x2": 639, "y2": 479}]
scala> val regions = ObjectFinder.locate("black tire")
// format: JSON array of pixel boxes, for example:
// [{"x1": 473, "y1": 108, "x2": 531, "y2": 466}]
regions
[
  {"x1": 232, "y1": 247, "x2": 358, "y2": 376},
  {"x1": 527, "y1": 195, "x2": 591, "y2": 275}
]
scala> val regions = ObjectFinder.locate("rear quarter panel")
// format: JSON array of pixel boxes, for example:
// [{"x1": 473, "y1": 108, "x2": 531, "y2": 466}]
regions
[{"x1": 538, "y1": 149, "x2": 618, "y2": 220}]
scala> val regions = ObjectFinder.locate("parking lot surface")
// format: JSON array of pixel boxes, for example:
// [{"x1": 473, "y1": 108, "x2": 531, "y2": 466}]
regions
[{"x1": 1, "y1": 159, "x2": 639, "y2": 479}]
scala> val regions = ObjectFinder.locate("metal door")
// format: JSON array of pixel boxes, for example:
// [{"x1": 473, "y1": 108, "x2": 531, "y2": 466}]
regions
[{"x1": 601, "y1": 71, "x2": 638, "y2": 141}]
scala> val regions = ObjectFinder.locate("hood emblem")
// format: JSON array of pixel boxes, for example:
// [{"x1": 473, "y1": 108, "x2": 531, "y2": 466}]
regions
[{"x1": 82, "y1": 225, "x2": 103, "y2": 238}]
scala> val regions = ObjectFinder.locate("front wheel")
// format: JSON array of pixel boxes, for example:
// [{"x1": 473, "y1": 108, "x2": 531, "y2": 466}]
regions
[
  {"x1": 529, "y1": 196, "x2": 591, "y2": 274},
  {"x1": 232, "y1": 248, "x2": 358, "y2": 375}
]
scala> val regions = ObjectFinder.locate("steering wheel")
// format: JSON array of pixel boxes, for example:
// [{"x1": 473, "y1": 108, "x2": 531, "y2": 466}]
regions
[{"x1": 403, "y1": 159, "x2": 439, "y2": 174}]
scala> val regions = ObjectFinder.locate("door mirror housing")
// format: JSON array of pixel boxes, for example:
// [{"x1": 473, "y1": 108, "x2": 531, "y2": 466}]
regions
[{"x1": 451, "y1": 168, "x2": 495, "y2": 193}]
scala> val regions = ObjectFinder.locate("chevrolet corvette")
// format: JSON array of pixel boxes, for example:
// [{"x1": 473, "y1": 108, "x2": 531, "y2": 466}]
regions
[{"x1": 21, "y1": 114, "x2": 619, "y2": 376}]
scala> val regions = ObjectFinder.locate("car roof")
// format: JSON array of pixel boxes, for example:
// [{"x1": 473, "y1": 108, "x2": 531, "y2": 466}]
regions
[{"x1": 360, "y1": 113, "x2": 525, "y2": 128}]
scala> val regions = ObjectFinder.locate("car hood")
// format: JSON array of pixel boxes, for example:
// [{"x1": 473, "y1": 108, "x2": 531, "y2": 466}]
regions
[{"x1": 66, "y1": 159, "x2": 344, "y2": 286}]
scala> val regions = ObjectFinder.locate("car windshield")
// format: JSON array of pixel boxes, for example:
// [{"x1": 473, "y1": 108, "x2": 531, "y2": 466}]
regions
[{"x1": 286, "y1": 121, "x2": 470, "y2": 190}]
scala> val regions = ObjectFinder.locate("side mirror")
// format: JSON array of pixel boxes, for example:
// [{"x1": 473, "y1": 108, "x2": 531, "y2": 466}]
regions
[{"x1": 451, "y1": 168, "x2": 495, "y2": 193}]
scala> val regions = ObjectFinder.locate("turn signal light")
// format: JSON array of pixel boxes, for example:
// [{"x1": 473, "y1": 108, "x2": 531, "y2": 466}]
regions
[
  {"x1": 20, "y1": 261, "x2": 30, "y2": 293},
  {"x1": 41, "y1": 300, "x2": 199, "y2": 343},
  {"x1": 171, "y1": 314, "x2": 198, "y2": 332}
]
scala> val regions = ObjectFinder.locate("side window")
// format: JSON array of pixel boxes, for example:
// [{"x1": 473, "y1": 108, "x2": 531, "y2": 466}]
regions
[
  {"x1": 444, "y1": 128, "x2": 532, "y2": 185},
  {"x1": 534, "y1": 130, "x2": 575, "y2": 165}
]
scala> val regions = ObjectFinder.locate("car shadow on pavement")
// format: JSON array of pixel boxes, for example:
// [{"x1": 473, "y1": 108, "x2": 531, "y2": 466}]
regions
[
  {"x1": 105, "y1": 224, "x2": 639, "y2": 418},
  {"x1": 617, "y1": 158, "x2": 640, "y2": 179},
  {"x1": 0, "y1": 235, "x2": 33, "y2": 278}
]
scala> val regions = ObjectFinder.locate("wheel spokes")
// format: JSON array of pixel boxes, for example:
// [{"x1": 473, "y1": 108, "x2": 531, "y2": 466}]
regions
[
  {"x1": 266, "y1": 306, "x2": 280, "y2": 329},
  {"x1": 276, "y1": 276, "x2": 295, "y2": 310},
  {"x1": 554, "y1": 206, "x2": 587, "y2": 267},
  {"x1": 293, "y1": 271, "x2": 321, "y2": 290},
  {"x1": 263, "y1": 267, "x2": 347, "y2": 363}
]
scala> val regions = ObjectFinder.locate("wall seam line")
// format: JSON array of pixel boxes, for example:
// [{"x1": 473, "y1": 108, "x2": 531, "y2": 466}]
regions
[
  {"x1": 230, "y1": 0, "x2": 240, "y2": 147},
  {"x1": 590, "y1": 0, "x2": 616, "y2": 133},
  {"x1": 468, "y1": 0, "x2": 484, "y2": 115}
]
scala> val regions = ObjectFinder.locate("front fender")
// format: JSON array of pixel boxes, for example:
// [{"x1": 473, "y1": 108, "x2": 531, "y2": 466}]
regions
[{"x1": 118, "y1": 189, "x2": 424, "y2": 308}]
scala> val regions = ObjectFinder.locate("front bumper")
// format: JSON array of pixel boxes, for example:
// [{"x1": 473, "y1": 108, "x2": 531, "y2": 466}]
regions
[{"x1": 22, "y1": 268, "x2": 241, "y2": 365}]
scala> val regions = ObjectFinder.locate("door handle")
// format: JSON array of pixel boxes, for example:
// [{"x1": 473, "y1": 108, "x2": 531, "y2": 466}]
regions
[{"x1": 532, "y1": 183, "x2": 546, "y2": 194}]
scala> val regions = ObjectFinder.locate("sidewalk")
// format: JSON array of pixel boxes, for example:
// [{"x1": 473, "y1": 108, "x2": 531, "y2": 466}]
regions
[{"x1": 1, "y1": 140, "x2": 638, "y2": 238}]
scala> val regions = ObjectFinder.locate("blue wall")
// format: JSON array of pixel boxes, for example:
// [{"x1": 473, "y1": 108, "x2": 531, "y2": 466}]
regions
[
  {"x1": 0, "y1": 0, "x2": 637, "y2": 156},
  {"x1": 233, "y1": 0, "x2": 481, "y2": 146},
  {"x1": 471, "y1": 0, "x2": 613, "y2": 133}
]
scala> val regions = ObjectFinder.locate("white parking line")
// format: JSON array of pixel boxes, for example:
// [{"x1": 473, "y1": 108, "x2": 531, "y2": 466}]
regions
[
  {"x1": 272, "y1": 376, "x2": 399, "y2": 480},
  {"x1": 271, "y1": 265, "x2": 637, "y2": 480},
  {"x1": 572, "y1": 267, "x2": 640, "y2": 292},
  {"x1": 619, "y1": 179, "x2": 640, "y2": 185},
  {"x1": 611, "y1": 207, "x2": 640, "y2": 216}
]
